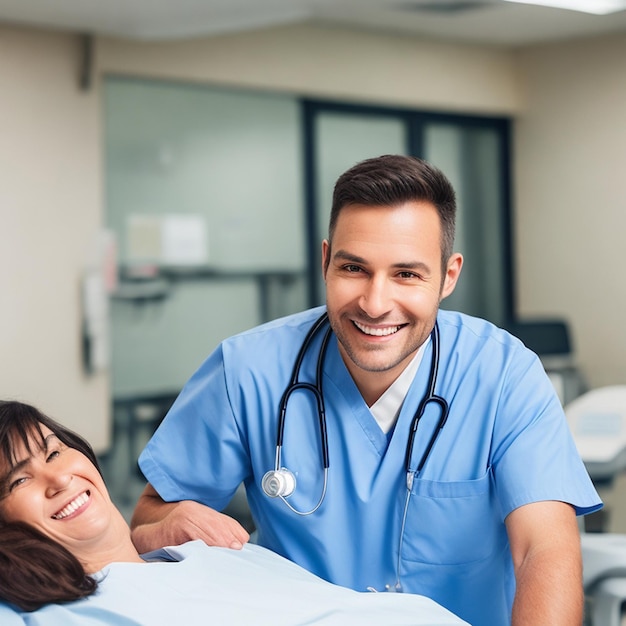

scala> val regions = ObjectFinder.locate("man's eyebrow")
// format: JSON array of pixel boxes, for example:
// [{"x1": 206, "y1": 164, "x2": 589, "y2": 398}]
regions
[
  {"x1": 391, "y1": 260, "x2": 432, "y2": 274},
  {"x1": 333, "y1": 250, "x2": 366, "y2": 264}
]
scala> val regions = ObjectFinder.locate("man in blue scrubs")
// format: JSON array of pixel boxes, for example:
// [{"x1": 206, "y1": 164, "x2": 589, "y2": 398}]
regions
[{"x1": 131, "y1": 155, "x2": 601, "y2": 626}]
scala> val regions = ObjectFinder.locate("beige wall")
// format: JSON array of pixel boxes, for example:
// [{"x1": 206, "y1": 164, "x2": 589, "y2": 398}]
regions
[
  {"x1": 514, "y1": 34, "x2": 626, "y2": 388},
  {"x1": 97, "y1": 24, "x2": 522, "y2": 114},
  {"x1": 0, "y1": 26, "x2": 109, "y2": 451},
  {"x1": 1, "y1": 21, "x2": 624, "y2": 452}
]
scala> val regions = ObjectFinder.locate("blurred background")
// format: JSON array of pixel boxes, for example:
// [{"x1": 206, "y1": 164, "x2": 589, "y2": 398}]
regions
[{"x1": 1, "y1": 0, "x2": 625, "y2": 526}]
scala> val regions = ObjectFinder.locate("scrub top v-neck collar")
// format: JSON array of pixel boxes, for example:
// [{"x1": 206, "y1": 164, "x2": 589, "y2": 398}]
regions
[{"x1": 370, "y1": 337, "x2": 430, "y2": 434}]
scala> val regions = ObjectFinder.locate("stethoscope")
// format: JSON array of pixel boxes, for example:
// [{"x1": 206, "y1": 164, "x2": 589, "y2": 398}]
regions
[
  {"x1": 261, "y1": 312, "x2": 333, "y2": 515},
  {"x1": 261, "y1": 312, "x2": 449, "y2": 590}
]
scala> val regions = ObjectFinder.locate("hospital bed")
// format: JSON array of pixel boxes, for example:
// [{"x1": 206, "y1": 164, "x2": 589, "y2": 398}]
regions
[{"x1": 565, "y1": 386, "x2": 626, "y2": 626}]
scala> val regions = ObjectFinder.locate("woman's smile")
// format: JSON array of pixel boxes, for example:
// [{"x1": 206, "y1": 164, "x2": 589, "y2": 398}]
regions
[{"x1": 51, "y1": 490, "x2": 91, "y2": 520}]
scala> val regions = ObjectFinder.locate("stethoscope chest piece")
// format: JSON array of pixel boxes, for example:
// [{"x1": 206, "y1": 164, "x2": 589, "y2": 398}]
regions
[{"x1": 262, "y1": 468, "x2": 296, "y2": 498}]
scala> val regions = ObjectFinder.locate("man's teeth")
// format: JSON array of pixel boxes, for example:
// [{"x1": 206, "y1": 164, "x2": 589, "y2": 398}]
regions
[
  {"x1": 52, "y1": 492, "x2": 89, "y2": 519},
  {"x1": 354, "y1": 321, "x2": 400, "y2": 336}
]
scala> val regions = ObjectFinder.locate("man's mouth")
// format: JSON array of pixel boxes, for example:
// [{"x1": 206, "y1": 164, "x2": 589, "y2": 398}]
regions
[
  {"x1": 52, "y1": 490, "x2": 90, "y2": 520},
  {"x1": 353, "y1": 321, "x2": 402, "y2": 336}
]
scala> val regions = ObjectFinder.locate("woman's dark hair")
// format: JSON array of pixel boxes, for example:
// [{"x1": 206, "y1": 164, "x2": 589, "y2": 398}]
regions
[
  {"x1": 0, "y1": 522, "x2": 97, "y2": 610},
  {"x1": 328, "y1": 154, "x2": 457, "y2": 274},
  {"x1": 0, "y1": 400, "x2": 101, "y2": 611}
]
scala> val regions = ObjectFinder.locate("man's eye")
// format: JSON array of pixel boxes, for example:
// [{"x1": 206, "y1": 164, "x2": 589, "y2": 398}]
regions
[{"x1": 344, "y1": 265, "x2": 362, "y2": 273}]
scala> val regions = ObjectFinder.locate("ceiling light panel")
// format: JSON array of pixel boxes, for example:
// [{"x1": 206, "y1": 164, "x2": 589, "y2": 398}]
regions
[{"x1": 502, "y1": 0, "x2": 626, "y2": 14}]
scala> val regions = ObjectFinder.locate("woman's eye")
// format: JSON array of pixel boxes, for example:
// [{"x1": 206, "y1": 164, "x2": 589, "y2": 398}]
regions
[
  {"x1": 9, "y1": 477, "x2": 27, "y2": 491},
  {"x1": 46, "y1": 450, "x2": 61, "y2": 462}
]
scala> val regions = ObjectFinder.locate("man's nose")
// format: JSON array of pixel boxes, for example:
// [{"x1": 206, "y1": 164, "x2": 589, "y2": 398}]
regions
[{"x1": 358, "y1": 275, "x2": 393, "y2": 318}]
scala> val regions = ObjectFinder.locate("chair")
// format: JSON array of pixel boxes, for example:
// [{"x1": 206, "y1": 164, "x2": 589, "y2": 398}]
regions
[{"x1": 565, "y1": 386, "x2": 626, "y2": 626}]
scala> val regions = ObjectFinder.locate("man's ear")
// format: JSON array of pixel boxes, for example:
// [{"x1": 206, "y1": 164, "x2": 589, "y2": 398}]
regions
[
  {"x1": 321, "y1": 239, "x2": 330, "y2": 280},
  {"x1": 441, "y1": 253, "x2": 463, "y2": 300}
]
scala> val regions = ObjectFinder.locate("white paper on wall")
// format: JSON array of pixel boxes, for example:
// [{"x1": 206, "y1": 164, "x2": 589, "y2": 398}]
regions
[
  {"x1": 126, "y1": 214, "x2": 209, "y2": 266},
  {"x1": 162, "y1": 214, "x2": 209, "y2": 266}
]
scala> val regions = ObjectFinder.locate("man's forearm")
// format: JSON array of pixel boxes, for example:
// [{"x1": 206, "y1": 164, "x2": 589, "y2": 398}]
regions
[
  {"x1": 130, "y1": 484, "x2": 181, "y2": 552},
  {"x1": 512, "y1": 546, "x2": 583, "y2": 625},
  {"x1": 130, "y1": 484, "x2": 174, "y2": 528}
]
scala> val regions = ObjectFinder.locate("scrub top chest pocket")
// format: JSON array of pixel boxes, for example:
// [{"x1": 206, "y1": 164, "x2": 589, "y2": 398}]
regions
[{"x1": 401, "y1": 468, "x2": 504, "y2": 566}]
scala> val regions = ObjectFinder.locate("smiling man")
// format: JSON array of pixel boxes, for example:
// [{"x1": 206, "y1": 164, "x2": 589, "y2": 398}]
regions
[{"x1": 131, "y1": 154, "x2": 601, "y2": 626}]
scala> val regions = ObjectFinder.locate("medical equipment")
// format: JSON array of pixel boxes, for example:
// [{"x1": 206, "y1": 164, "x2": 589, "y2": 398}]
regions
[
  {"x1": 262, "y1": 312, "x2": 449, "y2": 590},
  {"x1": 565, "y1": 386, "x2": 626, "y2": 626},
  {"x1": 261, "y1": 313, "x2": 333, "y2": 514}
]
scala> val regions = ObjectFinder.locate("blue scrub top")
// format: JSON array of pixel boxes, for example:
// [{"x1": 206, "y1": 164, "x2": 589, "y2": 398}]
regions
[{"x1": 139, "y1": 307, "x2": 602, "y2": 626}]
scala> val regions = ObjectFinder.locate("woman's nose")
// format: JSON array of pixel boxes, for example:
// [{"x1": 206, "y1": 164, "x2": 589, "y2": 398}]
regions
[
  {"x1": 358, "y1": 275, "x2": 392, "y2": 318},
  {"x1": 44, "y1": 470, "x2": 72, "y2": 497}
]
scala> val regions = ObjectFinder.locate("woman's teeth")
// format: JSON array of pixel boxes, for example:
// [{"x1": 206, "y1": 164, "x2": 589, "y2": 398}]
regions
[
  {"x1": 52, "y1": 491, "x2": 90, "y2": 519},
  {"x1": 354, "y1": 321, "x2": 400, "y2": 336}
]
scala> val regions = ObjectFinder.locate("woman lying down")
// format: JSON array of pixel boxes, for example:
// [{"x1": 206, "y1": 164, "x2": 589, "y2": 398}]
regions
[{"x1": 0, "y1": 401, "x2": 468, "y2": 626}]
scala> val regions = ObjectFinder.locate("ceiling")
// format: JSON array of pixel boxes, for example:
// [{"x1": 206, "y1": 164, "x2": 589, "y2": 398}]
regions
[{"x1": 1, "y1": 0, "x2": 626, "y2": 47}]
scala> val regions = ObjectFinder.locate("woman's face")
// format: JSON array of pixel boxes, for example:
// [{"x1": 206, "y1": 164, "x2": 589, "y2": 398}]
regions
[{"x1": 0, "y1": 425, "x2": 116, "y2": 554}]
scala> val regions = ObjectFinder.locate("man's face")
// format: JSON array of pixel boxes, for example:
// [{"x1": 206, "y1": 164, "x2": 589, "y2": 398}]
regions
[{"x1": 322, "y1": 201, "x2": 462, "y2": 403}]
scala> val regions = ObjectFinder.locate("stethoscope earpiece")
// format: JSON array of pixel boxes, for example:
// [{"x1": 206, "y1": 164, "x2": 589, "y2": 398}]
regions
[{"x1": 262, "y1": 468, "x2": 296, "y2": 498}]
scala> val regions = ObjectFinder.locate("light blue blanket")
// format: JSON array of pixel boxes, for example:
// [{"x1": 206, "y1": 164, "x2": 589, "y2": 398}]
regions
[{"x1": 1, "y1": 541, "x2": 468, "y2": 625}]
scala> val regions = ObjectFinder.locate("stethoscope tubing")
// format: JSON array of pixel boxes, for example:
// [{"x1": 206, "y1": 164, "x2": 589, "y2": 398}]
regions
[
  {"x1": 275, "y1": 313, "x2": 332, "y2": 469},
  {"x1": 404, "y1": 322, "x2": 449, "y2": 479}
]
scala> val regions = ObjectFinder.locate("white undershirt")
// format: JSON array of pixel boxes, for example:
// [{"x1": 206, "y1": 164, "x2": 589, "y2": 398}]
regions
[{"x1": 369, "y1": 336, "x2": 431, "y2": 434}]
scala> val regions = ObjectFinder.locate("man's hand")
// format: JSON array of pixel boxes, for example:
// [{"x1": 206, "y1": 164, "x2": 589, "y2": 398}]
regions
[{"x1": 130, "y1": 483, "x2": 250, "y2": 554}]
